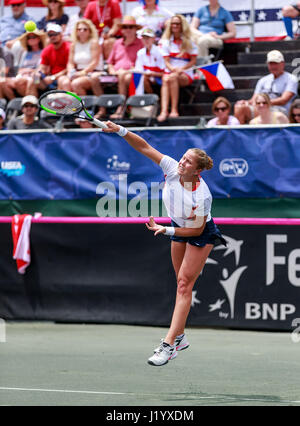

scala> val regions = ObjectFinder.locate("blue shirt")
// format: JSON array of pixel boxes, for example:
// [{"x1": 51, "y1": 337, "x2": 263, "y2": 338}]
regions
[
  {"x1": 0, "y1": 12, "x2": 34, "y2": 44},
  {"x1": 194, "y1": 5, "x2": 233, "y2": 35},
  {"x1": 37, "y1": 14, "x2": 69, "y2": 31}
]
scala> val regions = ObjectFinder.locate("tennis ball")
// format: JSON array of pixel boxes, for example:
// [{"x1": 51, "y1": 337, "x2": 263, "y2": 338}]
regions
[{"x1": 24, "y1": 21, "x2": 37, "y2": 32}]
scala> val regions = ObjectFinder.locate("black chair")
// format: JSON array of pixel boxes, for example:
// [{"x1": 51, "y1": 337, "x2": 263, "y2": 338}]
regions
[
  {"x1": 126, "y1": 94, "x2": 159, "y2": 126},
  {"x1": 81, "y1": 95, "x2": 99, "y2": 113},
  {"x1": 6, "y1": 98, "x2": 23, "y2": 121},
  {"x1": 96, "y1": 94, "x2": 126, "y2": 118}
]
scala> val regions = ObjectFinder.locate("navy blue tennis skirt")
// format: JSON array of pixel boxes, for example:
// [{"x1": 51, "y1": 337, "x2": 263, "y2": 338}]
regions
[{"x1": 170, "y1": 218, "x2": 227, "y2": 247}]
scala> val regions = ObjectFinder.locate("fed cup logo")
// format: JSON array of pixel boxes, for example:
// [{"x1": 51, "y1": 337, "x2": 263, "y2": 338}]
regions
[{"x1": 219, "y1": 159, "x2": 249, "y2": 177}]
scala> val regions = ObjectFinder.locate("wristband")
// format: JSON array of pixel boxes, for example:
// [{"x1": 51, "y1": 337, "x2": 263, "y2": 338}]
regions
[
  {"x1": 117, "y1": 126, "x2": 128, "y2": 137},
  {"x1": 164, "y1": 227, "x2": 175, "y2": 236}
]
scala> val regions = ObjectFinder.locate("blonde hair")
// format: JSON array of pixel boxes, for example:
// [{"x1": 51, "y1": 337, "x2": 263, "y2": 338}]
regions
[
  {"x1": 189, "y1": 148, "x2": 213, "y2": 171},
  {"x1": 161, "y1": 14, "x2": 192, "y2": 54},
  {"x1": 255, "y1": 92, "x2": 271, "y2": 107},
  {"x1": 212, "y1": 96, "x2": 231, "y2": 113},
  {"x1": 72, "y1": 19, "x2": 99, "y2": 43}
]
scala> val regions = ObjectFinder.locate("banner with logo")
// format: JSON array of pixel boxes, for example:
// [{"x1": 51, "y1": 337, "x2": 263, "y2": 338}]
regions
[
  {"x1": 0, "y1": 222, "x2": 299, "y2": 330},
  {"x1": 0, "y1": 128, "x2": 300, "y2": 202}
]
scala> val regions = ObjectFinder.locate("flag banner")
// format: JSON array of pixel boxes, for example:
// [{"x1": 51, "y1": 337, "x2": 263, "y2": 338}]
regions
[
  {"x1": 129, "y1": 73, "x2": 144, "y2": 96},
  {"x1": 197, "y1": 62, "x2": 235, "y2": 92}
]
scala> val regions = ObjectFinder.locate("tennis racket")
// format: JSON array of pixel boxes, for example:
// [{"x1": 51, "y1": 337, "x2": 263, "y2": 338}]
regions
[{"x1": 38, "y1": 90, "x2": 108, "y2": 129}]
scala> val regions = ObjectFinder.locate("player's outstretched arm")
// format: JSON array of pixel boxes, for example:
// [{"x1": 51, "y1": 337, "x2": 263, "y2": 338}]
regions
[{"x1": 103, "y1": 121, "x2": 164, "y2": 165}]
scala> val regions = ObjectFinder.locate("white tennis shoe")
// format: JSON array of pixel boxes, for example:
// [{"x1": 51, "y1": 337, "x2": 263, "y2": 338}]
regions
[
  {"x1": 154, "y1": 334, "x2": 189, "y2": 353},
  {"x1": 148, "y1": 342, "x2": 177, "y2": 366}
]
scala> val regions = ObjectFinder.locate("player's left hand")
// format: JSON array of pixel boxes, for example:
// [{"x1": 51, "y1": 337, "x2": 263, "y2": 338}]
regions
[{"x1": 145, "y1": 216, "x2": 166, "y2": 236}]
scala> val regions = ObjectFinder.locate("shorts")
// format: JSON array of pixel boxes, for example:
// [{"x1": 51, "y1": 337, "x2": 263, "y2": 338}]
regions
[{"x1": 170, "y1": 218, "x2": 227, "y2": 247}]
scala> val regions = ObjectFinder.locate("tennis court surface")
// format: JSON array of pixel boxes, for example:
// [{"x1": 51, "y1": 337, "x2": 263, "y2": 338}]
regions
[{"x1": 1, "y1": 322, "x2": 300, "y2": 407}]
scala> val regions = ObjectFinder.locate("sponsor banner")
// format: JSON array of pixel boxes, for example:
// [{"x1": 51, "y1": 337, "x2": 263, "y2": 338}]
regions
[
  {"x1": 1, "y1": 0, "x2": 289, "y2": 40},
  {"x1": 0, "y1": 222, "x2": 299, "y2": 330},
  {"x1": 0, "y1": 128, "x2": 300, "y2": 201}
]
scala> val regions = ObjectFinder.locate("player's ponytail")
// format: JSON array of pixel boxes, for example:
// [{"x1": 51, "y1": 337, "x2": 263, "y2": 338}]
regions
[{"x1": 190, "y1": 148, "x2": 213, "y2": 171}]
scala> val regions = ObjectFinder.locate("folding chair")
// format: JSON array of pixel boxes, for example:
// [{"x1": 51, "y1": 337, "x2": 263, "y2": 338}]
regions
[
  {"x1": 126, "y1": 94, "x2": 159, "y2": 126},
  {"x1": 96, "y1": 94, "x2": 126, "y2": 119},
  {"x1": 81, "y1": 95, "x2": 99, "y2": 113}
]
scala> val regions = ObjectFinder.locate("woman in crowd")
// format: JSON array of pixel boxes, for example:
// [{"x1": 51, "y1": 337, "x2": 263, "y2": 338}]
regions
[
  {"x1": 132, "y1": 0, "x2": 173, "y2": 38},
  {"x1": 0, "y1": 108, "x2": 6, "y2": 130},
  {"x1": 59, "y1": 19, "x2": 103, "y2": 96},
  {"x1": 288, "y1": 98, "x2": 300, "y2": 123},
  {"x1": 249, "y1": 93, "x2": 289, "y2": 125},
  {"x1": 191, "y1": 0, "x2": 236, "y2": 59},
  {"x1": 3, "y1": 29, "x2": 47, "y2": 99},
  {"x1": 157, "y1": 14, "x2": 197, "y2": 122},
  {"x1": 206, "y1": 96, "x2": 240, "y2": 127},
  {"x1": 37, "y1": 0, "x2": 69, "y2": 32}
]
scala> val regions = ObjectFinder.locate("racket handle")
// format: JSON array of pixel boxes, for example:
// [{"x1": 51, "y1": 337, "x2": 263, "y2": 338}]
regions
[{"x1": 92, "y1": 117, "x2": 108, "y2": 129}]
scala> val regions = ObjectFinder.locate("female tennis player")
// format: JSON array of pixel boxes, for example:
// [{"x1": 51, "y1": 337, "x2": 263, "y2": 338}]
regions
[{"x1": 103, "y1": 121, "x2": 226, "y2": 366}]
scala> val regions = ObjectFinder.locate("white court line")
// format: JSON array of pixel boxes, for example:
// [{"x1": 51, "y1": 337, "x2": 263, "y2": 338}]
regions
[{"x1": 0, "y1": 387, "x2": 300, "y2": 404}]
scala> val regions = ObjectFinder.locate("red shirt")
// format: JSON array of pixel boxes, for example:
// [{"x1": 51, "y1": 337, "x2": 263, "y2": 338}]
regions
[
  {"x1": 108, "y1": 37, "x2": 143, "y2": 70},
  {"x1": 83, "y1": 0, "x2": 122, "y2": 35},
  {"x1": 40, "y1": 41, "x2": 70, "y2": 75}
]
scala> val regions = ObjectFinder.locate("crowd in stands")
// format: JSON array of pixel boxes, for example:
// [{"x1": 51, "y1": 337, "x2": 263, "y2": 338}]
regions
[{"x1": 0, "y1": 0, "x2": 300, "y2": 130}]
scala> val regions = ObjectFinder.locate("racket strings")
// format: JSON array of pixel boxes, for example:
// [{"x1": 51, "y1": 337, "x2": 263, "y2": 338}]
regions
[{"x1": 40, "y1": 93, "x2": 82, "y2": 115}]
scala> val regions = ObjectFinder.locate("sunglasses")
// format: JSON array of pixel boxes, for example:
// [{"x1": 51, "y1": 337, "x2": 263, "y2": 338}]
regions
[
  {"x1": 292, "y1": 113, "x2": 300, "y2": 117},
  {"x1": 48, "y1": 32, "x2": 60, "y2": 37},
  {"x1": 171, "y1": 22, "x2": 181, "y2": 26},
  {"x1": 27, "y1": 35, "x2": 38, "y2": 39},
  {"x1": 214, "y1": 106, "x2": 228, "y2": 112},
  {"x1": 122, "y1": 25, "x2": 135, "y2": 29}
]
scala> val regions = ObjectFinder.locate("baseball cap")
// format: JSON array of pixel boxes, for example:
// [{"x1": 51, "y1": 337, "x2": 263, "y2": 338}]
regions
[
  {"x1": 21, "y1": 95, "x2": 38, "y2": 106},
  {"x1": 141, "y1": 27, "x2": 155, "y2": 38},
  {"x1": 267, "y1": 50, "x2": 284, "y2": 63},
  {"x1": 9, "y1": 0, "x2": 25, "y2": 5},
  {"x1": 46, "y1": 23, "x2": 62, "y2": 34},
  {"x1": 0, "y1": 108, "x2": 6, "y2": 120}
]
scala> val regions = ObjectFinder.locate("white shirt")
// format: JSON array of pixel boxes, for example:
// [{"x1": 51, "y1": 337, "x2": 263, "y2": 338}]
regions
[
  {"x1": 132, "y1": 5, "x2": 173, "y2": 35},
  {"x1": 160, "y1": 155, "x2": 212, "y2": 228},
  {"x1": 135, "y1": 44, "x2": 165, "y2": 73},
  {"x1": 206, "y1": 115, "x2": 240, "y2": 127},
  {"x1": 159, "y1": 37, "x2": 198, "y2": 79}
]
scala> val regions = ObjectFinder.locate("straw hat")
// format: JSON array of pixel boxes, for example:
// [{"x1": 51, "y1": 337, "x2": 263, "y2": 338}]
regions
[
  {"x1": 118, "y1": 16, "x2": 142, "y2": 30},
  {"x1": 19, "y1": 29, "x2": 47, "y2": 50}
]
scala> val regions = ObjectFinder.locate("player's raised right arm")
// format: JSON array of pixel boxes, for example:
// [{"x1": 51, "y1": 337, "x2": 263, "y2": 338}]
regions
[{"x1": 103, "y1": 121, "x2": 163, "y2": 165}]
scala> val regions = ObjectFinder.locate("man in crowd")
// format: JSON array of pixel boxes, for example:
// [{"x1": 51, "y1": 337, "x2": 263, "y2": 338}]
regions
[
  {"x1": 27, "y1": 24, "x2": 70, "y2": 97},
  {"x1": 234, "y1": 50, "x2": 298, "y2": 124},
  {"x1": 0, "y1": 0, "x2": 34, "y2": 48},
  {"x1": 64, "y1": 0, "x2": 89, "y2": 39},
  {"x1": 7, "y1": 95, "x2": 51, "y2": 130}
]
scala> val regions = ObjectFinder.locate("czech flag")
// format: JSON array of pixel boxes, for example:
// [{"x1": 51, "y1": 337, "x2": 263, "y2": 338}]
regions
[
  {"x1": 129, "y1": 73, "x2": 144, "y2": 96},
  {"x1": 198, "y1": 62, "x2": 234, "y2": 92}
]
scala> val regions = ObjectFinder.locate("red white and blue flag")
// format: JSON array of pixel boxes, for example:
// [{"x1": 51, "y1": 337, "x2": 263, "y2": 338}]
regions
[
  {"x1": 129, "y1": 73, "x2": 144, "y2": 96},
  {"x1": 198, "y1": 62, "x2": 235, "y2": 92}
]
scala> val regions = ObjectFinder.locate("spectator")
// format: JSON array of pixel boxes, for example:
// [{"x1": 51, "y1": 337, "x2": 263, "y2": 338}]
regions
[
  {"x1": 249, "y1": 93, "x2": 289, "y2": 125},
  {"x1": 37, "y1": 0, "x2": 69, "y2": 33},
  {"x1": 59, "y1": 19, "x2": 103, "y2": 96},
  {"x1": 157, "y1": 14, "x2": 197, "y2": 122},
  {"x1": 64, "y1": 0, "x2": 89, "y2": 39},
  {"x1": 27, "y1": 24, "x2": 70, "y2": 97},
  {"x1": 190, "y1": 0, "x2": 236, "y2": 60},
  {"x1": 234, "y1": 50, "x2": 298, "y2": 124},
  {"x1": 106, "y1": 16, "x2": 143, "y2": 119},
  {"x1": 289, "y1": 98, "x2": 300, "y2": 123},
  {"x1": 0, "y1": 109, "x2": 7, "y2": 130},
  {"x1": 131, "y1": 0, "x2": 173, "y2": 38},
  {"x1": 282, "y1": 3, "x2": 300, "y2": 40},
  {"x1": 134, "y1": 27, "x2": 165, "y2": 93},
  {"x1": 0, "y1": 47, "x2": 14, "y2": 98},
  {"x1": 7, "y1": 95, "x2": 52, "y2": 129},
  {"x1": 206, "y1": 96, "x2": 240, "y2": 127},
  {"x1": 0, "y1": 0, "x2": 34, "y2": 48},
  {"x1": 3, "y1": 29, "x2": 47, "y2": 100},
  {"x1": 84, "y1": 0, "x2": 122, "y2": 59}
]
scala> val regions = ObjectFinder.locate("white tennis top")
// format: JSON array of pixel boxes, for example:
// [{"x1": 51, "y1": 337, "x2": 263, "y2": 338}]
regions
[
  {"x1": 159, "y1": 37, "x2": 198, "y2": 79},
  {"x1": 160, "y1": 155, "x2": 212, "y2": 228},
  {"x1": 135, "y1": 44, "x2": 165, "y2": 73}
]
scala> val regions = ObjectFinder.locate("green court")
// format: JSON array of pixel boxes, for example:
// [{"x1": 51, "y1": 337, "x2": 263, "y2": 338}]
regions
[{"x1": 1, "y1": 322, "x2": 300, "y2": 406}]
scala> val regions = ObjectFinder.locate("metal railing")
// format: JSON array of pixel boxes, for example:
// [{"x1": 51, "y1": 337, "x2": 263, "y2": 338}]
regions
[{"x1": 234, "y1": 0, "x2": 256, "y2": 42}]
